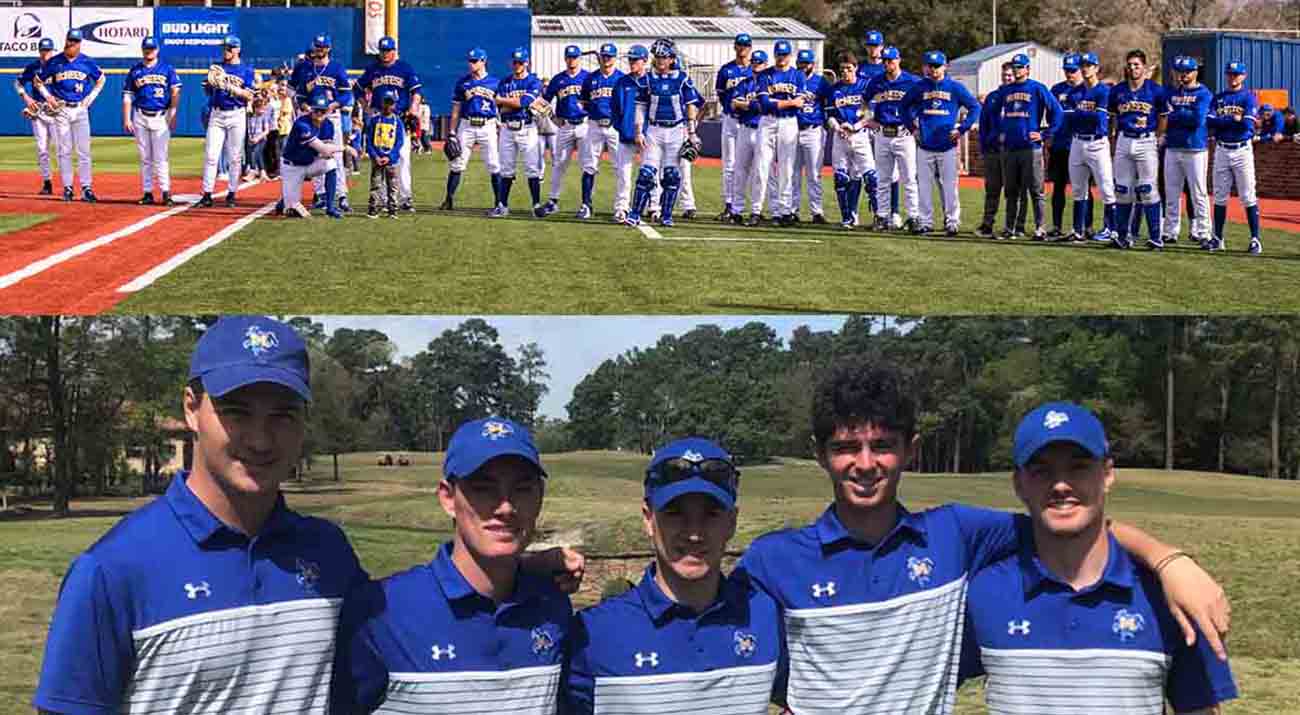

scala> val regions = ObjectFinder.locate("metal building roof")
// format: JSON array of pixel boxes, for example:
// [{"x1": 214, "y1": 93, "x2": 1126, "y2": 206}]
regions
[
  {"x1": 950, "y1": 42, "x2": 1048, "y2": 69},
  {"x1": 532, "y1": 16, "x2": 825, "y2": 41}
]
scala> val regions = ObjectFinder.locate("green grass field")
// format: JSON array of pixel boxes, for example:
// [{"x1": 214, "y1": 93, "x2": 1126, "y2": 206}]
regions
[
  {"x1": 0, "y1": 213, "x2": 53, "y2": 237},
  {"x1": 2, "y1": 451, "x2": 1297, "y2": 713},
  {"x1": 2, "y1": 137, "x2": 1295, "y2": 315}
]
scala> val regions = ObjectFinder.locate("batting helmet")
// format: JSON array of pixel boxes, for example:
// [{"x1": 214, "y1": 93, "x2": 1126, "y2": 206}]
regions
[{"x1": 651, "y1": 38, "x2": 676, "y2": 58}]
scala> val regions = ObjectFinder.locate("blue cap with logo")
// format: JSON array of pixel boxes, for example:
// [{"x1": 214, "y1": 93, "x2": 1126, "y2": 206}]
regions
[
  {"x1": 1080, "y1": 52, "x2": 1099, "y2": 66},
  {"x1": 511, "y1": 46, "x2": 530, "y2": 63},
  {"x1": 1011, "y1": 53, "x2": 1030, "y2": 67},
  {"x1": 467, "y1": 47, "x2": 486, "y2": 62},
  {"x1": 1225, "y1": 60, "x2": 1246, "y2": 74},
  {"x1": 881, "y1": 46, "x2": 900, "y2": 61},
  {"x1": 313, "y1": 33, "x2": 331, "y2": 49},
  {"x1": 1062, "y1": 53, "x2": 1080, "y2": 71},
  {"x1": 627, "y1": 44, "x2": 648, "y2": 60},
  {"x1": 141, "y1": 36, "x2": 158, "y2": 51},
  {"x1": 645, "y1": 437, "x2": 738, "y2": 511},
  {"x1": 375, "y1": 86, "x2": 398, "y2": 105},
  {"x1": 797, "y1": 49, "x2": 815, "y2": 64},
  {"x1": 864, "y1": 29, "x2": 884, "y2": 46},
  {"x1": 66, "y1": 29, "x2": 84, "y2": 43},
  {"x1": 38, "y1": 37, "x2": 55, "y2": 51},
  {"x1": 189, "y1": 316, "x2": 311, "y2": 401},
  {"x1": 444, "y1": 417, "x2": 546, "y2": 481},
  {"x1": 598, "y1": 42, "x2": 617, "y2": 57},
  {"x1": 751, "y1": 49, "x2": 768, "y2": 64},
  {"x1": 223, "y1": 34, "x2": 241, "y2": 48},
  {"x1": 309, "y1": 92, "x2": 331, "y2": 110},
  {"x1": 1013, "y1": 402, "x2": 1109, "y2": 468},
  {"x1": 774, "y1": 40, "x2": 792, "y2": 56},
  {"x1": 1261, "y1": 103, "x2": 1273, "y2": 112},
  {"x1": 924, "y1": 50, "x2": 947, "y2": 66},
  {"x1": 378, "y1": 36, "x2": 396, "y2": 52},
  {"x1": 565, "y1": 44, "x2": 581, "y2": 58},
  {"x1": 735, "y1": 33, "x2": 752, "y2": 46},
  {"x1": 1172, "y1": 56, "x2": 1198, "y2": 71}
]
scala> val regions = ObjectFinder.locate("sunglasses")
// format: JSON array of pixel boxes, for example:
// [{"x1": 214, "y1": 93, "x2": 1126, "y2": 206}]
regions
[{"x1": 647, "y1": 457, "x2": 739, "y2": 491}]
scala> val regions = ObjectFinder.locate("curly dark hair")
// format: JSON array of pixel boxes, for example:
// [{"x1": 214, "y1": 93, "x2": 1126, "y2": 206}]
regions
[{"x1": 811, "y1": 359, "x2": 916, "y2": 449}]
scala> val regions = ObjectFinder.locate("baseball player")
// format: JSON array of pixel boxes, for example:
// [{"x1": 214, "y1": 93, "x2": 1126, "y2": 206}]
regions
[
  {"x1": 277, "y1": 92, "x2": 350, "y2": 219},
  {"x1": 36, "y1": 29, "x2": 104, "y2": 203},
  {"x1": 865, "y1": 46, "x2": 921, "y2": 232},
  {"x1": 611, "y1": 44, "x2": 650, "y2": 224},
  {"x1": 789, "y1": 49, "x2": 829, "y2": 224},
  {"x1": 1257, "y1": 103, "x2": 1286, "y2": 143},
  {"x1": 199, "y1": 35, "x2": 256, "y2": 208},
  {"x1": 576, "y1": 43, "x2": 622, "y2": 220},
  {"x1": 861, "y1": 30, "x2": 903, "y2": 224},
  {"x1": 1207, "y1": 61, "x2": 1262, "y2": 254},
  {"x1": 336, "y1": 417, "x2": 572, "y2": 714},
  {"x1": 14, "y1": 37, "x2": 58, "y2": 195},
  {"x1": 961, "y1": 402, "x2": 1238, "y2": 715},
  {"x1": 902, "y1": 50, "x2": 979, "y2": 236},
  {"x1": 715, "y1": 33, "x2": 753, "y2": 222},
  {"x1": 492, "y1": 47, "x2": 546, "y2": 218},
  {"x1": 825, "y1": 51, "x2": 875, "y2": 229},
  {"x1": 751, "y1": 39, "x2": 805, "y2": 227},
  {"x1": 646, "y1": 50, "x2": 700, "y2": 223},
  {"x1": 364, "y1": 87, "x2": 405, "y2": 219},
  {"x1": 33, "y1": 316, "x2": 368, "y2": 715},
  {"x1": 626, "y1": 39, "x2": 702, "y2": 228},
  {"x1": 356, "y1": 35, "x2": 422, "y2": 212},
  {"x1": 441, "y1": 48, "x2": 501, "y2": 212},
  {"x1": 541, "y1": 45, "x2": 589, "y2": 216},
  {"x1": 730, "y1": 51, "x2": 769, "y2": 226},
  {"x1": 976, "y1": 63, "x2": 1013, "y2": 238},
  {"x1": 122, "y1": 36, "x2": 181, "y2": 207},
  {"x1": 1161, "y1": 56, "x2": 1213, "y2": 246},
  {"x1": 566, "y1": 438, "x2": 786, "y2": 714},
  {"x1": 1047, "y1": 53, "x2": 1089, "y2": 239},
  {"x1": 291, "y1": 34, "x2": 354, "y2": 213},
  {"x1": 1108, "y1": 49, "x2": 1166, "y2": 250},
  {"x1": 997, "y1": 53, "x2": 1062, "y2": 239},
  {"x1": 1066, "y1": 52, "x2": 1119, "y2": 242}
]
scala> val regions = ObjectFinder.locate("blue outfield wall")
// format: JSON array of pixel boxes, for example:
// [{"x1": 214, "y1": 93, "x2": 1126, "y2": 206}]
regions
[{"x1": 0, "y1": 7, "x2": 529, "y2": 138}]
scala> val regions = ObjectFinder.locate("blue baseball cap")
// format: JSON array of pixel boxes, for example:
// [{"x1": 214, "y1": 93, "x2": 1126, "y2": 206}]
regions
[
  {"x1": 1172, "y1": 56, "x2": 1198, "y2": 71},
  {"x1": 797, "y1": 49, "x2": 815, "y2": 64},
  {"x1": 1011, "y1": 53, "x2": 1030, "y2": 67},
  {"x1": 924, "y1": 50, "x2": 947, "y2": 66},
  {"x1": 66, "y1": 29, "x2": 84, "y2": 43},
  {"x1": 443, "y1": 417, "x2": 546, "y2": 482},
  {"x1": 223, "y1": 35, "x2": 241, "y2": 48},
  {"x1": 467, "y1": 47, "x2": 486, "y2": 62},
  {"x1": 1225, "y1": 60, "x2": 1246, "y2": 74},
  {"x1": 627, "y1": 44, "x2": 648, "y2": 60},
  {"x1": 598, "y1": 42, "x2": 617, "y2": 57},
  {"x1": 751, "y1": 49, "x2": 768, "y2": 64},
  {"x1": 864, "y1": 29, "x2": 884, "y2": 46},
  {"x1": 313, "y1": 33, "x2": 331, "y2": 49},
  {"x1": 735, "y1": 33, "x2": 752, "y2": 46},
  {"x1": 141, "y1": 36, "x2": 158, "y2": 51},
  {"x1": 1080, "y1": 51, "x2": 1099, "y2": 66},
  {"x1": 774, "y1": 40, "x2": 792, "y2": 56},
  {"x1": 1261, "y1": 103, "x2": 1273, "y2": 112},
  {"x1": 309, "y1": 92, "x2": 331, "y2": 111},
  {"x1": 881, "y1": 46, "x2": 900, "y2": 61},
  {"x1": 1062, "y1": 53, "x2": 1080, "y2": 71},
  {"x1": 189, "y1": 316, "x2": 311, "y2": 402},
  {"x1": 374, "y1": 86, "x2": 398, "y2": 105},
  {"x1": 1013, "y1": 402, "x2": 1109, "y2": 468},
  {"x1": 38, "y1": 37, "x2": 55, "y2": 51},
  {"x1": 378, "y1": 36, "x2": 396, "y2": 52},
  {"x1": 645, "y1": 438, "x2": 738, "y2": 512},
  {"x1": 511, "y1": 46, "x2": 530, "y2": 63},
  {"x1": 565, "y1": 44, "x2": 581, "y2": 58}
]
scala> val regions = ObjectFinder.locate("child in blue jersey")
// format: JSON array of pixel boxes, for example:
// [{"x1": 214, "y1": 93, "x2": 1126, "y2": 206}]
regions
[
  {"x1": 36, "y1": 30, "x2": 105, "y2": 202},
  {"x1": 567, "y1": 438, "x2": 786, "y2": 714},
  {"x1": 1207, "y1": 61, "x2": 1262, "y2": 254},
  {"x1": 365, "y1": 88, "x2": 405, "y2": 219},
  {"x1": 960, "y1": 402, "x2": 1237, "y2": 715},
  {"x1": 901, "y1": 50, "x2": 980, "y2": 236},
  {"x1": 34, "y1": 316, "x2": 369, "y2": 715},
  {"x1": 1108, "y1": 49, "x2": 1167, "y2": 249},
  {"x1": 715, "y1": 34, "x2": 753, "y2": 221},
  {"x1": 14, "y1": 37, "x2": 57, "y2": 194},
  {"x1": 577, "y1": 43, "x2": 624, "y2": 220},
  {"x1": 357, "y1": 35, "x2": 422, "y2": 210},
  {"x1": 1162, "y1": 56, "x2": 1214, "y2": 245}
]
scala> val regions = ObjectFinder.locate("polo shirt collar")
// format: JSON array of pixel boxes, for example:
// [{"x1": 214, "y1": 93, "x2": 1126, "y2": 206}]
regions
[
  {"x1": 815, "y1": 503, "x2": 928, "y2": 550},
  {"x1": 167, "y1": 471, "x2": 295, "y2": 546},
  {"x1": 431, "y1": 541, "x2": 547, "y2": 607},
  {"x1": 636, "y1": 563, "x2": 739, "y2": 625},
  {"x1": 1019, "y1": 530, "x2": 1135, "y2": 597}
]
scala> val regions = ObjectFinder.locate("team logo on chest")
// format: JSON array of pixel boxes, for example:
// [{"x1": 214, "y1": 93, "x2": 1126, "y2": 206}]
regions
[
  {"x1": 811, "y1": 581, "x2": 836, "y2": 599},
  {"x1": 431, "y1": 643, "x2": 457, "y2": 661},
  {"x1": 184, "y1": 581, "x2": 212, "y2": 599},
  {"x1": 634, "y1": 651, "x2": 659, "y2": 668},
  {"x1": 1113, "y1": 609, "x2": 1145, "y2": 642},
  {"x1": 1007, "y1": 619, "x2": 1031, "y2": 636},
  {"x1": 733, "y1": 631, "x2": 758, "y2": 658},
  {"x1": 906, "y1": 556, "x2": 935, "y2": 586},
  {"x1": 531, "y1": 626, "x2": 556, "y2": 655},
  {"x1": 296, "y1": 558, "x2": 321, "y2": 588},
  {"x1": 243, "y1": 325, "x2": 280, "y2": 357}
]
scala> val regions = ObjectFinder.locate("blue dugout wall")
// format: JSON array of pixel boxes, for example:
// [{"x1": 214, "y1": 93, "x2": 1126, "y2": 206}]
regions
[{"x1": 0, "y1": 7, "x2": 529, "y2": 137}]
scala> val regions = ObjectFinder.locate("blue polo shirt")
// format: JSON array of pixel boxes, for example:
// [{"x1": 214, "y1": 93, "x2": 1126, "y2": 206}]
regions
[
  {"x1": 34, "y1": 472, "x2": 365, "y2": 715},
  {"x1": 960, "y1": 533, "x2": 1238, "y2": 713},
  {"x1": 566, "y1": 564, "x2": 784, "y2": 714},
  {"x1": 338, "y1": 541, "x2": 571, "y2": 713},
  {"x1": 735, "y1": 503, "x2": 1024, "y2": 714}
]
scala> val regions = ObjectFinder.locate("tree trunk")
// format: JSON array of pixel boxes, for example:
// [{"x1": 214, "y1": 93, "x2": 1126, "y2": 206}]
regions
[
  {"x1": 951, "y1": 414, "x2": 962, "y2": 474},
  {"x1": 1217, "y1": 381, "x2": 1229, "y2": 473},
  {"x1": 45, "y1": 317, "x2": 71, "y2": 516},
  {"x1": 1270, "y1": 333, "x2": 1282, "y2": 480},
  {"x1": 1165, "y1": 325, "x2": 1175, "y2": 471},
  {"x1": 332, "y1": 452, "x2": 340, "y2": 482}
]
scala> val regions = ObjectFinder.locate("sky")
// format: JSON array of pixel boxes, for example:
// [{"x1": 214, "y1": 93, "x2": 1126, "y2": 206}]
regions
[{"x1": 315, "y1": 316, "x2": 850, "y2": 419}]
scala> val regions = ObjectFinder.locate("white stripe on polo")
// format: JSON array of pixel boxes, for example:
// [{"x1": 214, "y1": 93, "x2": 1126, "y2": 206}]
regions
[
  {"x1": 980, "y1": 648, "x2": 1172, "y2": 714},
  {"x1": 379, "y1": 664, "x2": 562, "y2": 714},
  {"x1": 593, "y1": 661, "x2": 777, "y2": 715}
]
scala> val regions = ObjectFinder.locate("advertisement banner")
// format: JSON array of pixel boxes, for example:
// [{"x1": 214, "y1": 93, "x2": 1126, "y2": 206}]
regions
[
  {"x1": 71, "y1": 8, "x2": 154, "y2": 59},
  {"x1": 0, "y1": 9, "x2": 69, "y2": 58},
  {"x1": 364, "y1": 0, "x2": 384, "y2": 55},
  {"x1": 154, "y1": 8, "x2": 238, "y2": 59}
]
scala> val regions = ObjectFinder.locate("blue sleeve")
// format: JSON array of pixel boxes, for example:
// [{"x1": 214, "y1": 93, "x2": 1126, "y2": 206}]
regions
[
  {"x1": 958, "y1": 84, "x2": 981, "y2": 133},
  {"x1": 334, "y1": 580, "x2": 393, "y2": 713},
  {"x1": 394, "y1": 118, "x2": 405, "y2": 158},
  {"x1": 563, "y1": 612, "x2": 595, "y2": 715},
  {"x1": 169, "y1": 67, "x2": 182, "y2": 89},
  {"x1": 1041, "y1": 84, "x2": 1063, "y2": 136},
  {"x1": 364, "y1": 118, "x2": 379, "y2": 160},
  {"x1": 408, "y1": 67, "x2": 423, "y2": 96},
  {"x1": 949, "y1": 504, "x2": 1025, "y2": 573},
  {"x1": 88, "y1": 60, "x2": 103, "y2": 83},
  {"x1": 32, "y1": 554, "x2": 134, "y2": 715},
  {"x1": 683, "y1": 78, "x2": 702, "y2": 107},
  {"x1": 1166, "y1": 622, "x2": 1239, "y2": 712},
  {"x1": 452, "y1": 79, "x2": 465, "y2": 105},
  {"x1": 957, "y1": 610, "x2": 986, "y2": 685},
  {"x1": 1243, "y1": 94, "x2": 1258, "y2": 129}
]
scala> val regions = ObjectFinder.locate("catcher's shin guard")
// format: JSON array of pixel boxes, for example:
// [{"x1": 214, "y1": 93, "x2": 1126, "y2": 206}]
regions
[
  {"x1": 659, "y1": 167, "x2": 682, "y2": 222},
  {"x1": 324, "y1": 169, "x2": 339, "y2": 216},
  {"x1": 865, "y1": 171, "x2": 879, "y2": 215},
  {"x1": 630, "y1": 166, "x2": 655, "y2": 220},
  {"x1": 833, "y1": 170, "x2": 851, "y2": 223},
  {"x1": 849, "y1": 177, "x2": 864, "y2": 220}
]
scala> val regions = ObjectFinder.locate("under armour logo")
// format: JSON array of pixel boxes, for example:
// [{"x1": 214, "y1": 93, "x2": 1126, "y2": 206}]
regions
[
  {"x1": 1008, "y1": 620, "x2": 1032, "y2": 636},
  {"x1": 811, "y1": 581, "x2": 837, "y2": 599},
  {"x1": 431, "y1": 644, "x2": 457, "y2": 661},
  {"x1": 1044, "y1": 410, "x2": 1070, "y2": 429},
  {"x1": 184, "y1": 581, "x2": 211, "y2": 599},
  {"x1": 634, "y1": 651, "x2": 659, "y2": 668}
]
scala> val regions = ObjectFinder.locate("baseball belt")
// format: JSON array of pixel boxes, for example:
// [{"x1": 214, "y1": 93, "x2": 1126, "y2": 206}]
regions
[
  {"x1": 1217, "y1": 140, "x2": 1248, "y2": 150},
  {"x1": 881, "y1": 125, "x2": 908, "y2": 138},
  {"x1": 556, "y1": 117, "x2": 586, "y2": 126},
  {"x1": 596, "y1": 119, "x2": 612, "y2": 128},
  {"x1": 467, "y1": 116, "x2": 488, "y2": 127},
  {"x1": 1073, "y1": 134, "x2": 1103, "y2": 141},
  {"x1": 505, "y1": 119, "x2": 525, "y2": 130},
  {"x1": 136, "y1": 109, "x2": 164, "y2": 118},
  {"x1": 1123, "y1": 131, "x2": 1154, "y2": 139}
]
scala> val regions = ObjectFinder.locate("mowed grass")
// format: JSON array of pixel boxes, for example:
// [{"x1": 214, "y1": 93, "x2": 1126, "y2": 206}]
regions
[
  {"x1": 0, "y1": 213, "x2": 54, "y2": 236},
  {"x1": 0, "y1": 136, "x2": 1272, "y2": 315},
  {"x1": 1, "y1": 451, "x2": 1297, "y2": 712}
]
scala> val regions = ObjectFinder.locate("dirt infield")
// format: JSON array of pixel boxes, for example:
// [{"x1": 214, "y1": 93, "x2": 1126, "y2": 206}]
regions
[{"x1": 0, "y1": 172, "x2": 282, "y2": 314}]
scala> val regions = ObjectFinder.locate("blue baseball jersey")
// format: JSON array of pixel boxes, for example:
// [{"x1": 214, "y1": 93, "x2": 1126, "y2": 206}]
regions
[
  {"x1": 566, "y1": 564, "x2": 786, "y2": 714},
  {"x1": 544, "y1": 69, "x2": 589, "y2": 121},
  {"x1": 580, "y1": 67, "x2": 623, "y2": 122},
  {"x1": 336, "y1": 542, "x2": 572, "y2": 713},
  {"x1": 1068, "y1": 81, "x2": 1111, "y2": 137},
  {"x1": 1208, "y1": 88, "x2": 1257, "y2": 144},
  {"x1": 1049, "y1": 80, "x2": 1082, "y2": 149},
  {"x1": 124, "y1": 60, "x2": 181, "y2": 112},
  {"x1": 859, "y1": 61, "x2": 885, "y2": 82},
  {"x1": 1163, "y1": 84, "x2": 1213, "y2": 150},
  {"x1": 1260, "y1": 110, "x2": 1285, "y2": 137},
  {"x1": 638, "y1": 69, "x2": 701, "y2": 125},
  {"x1": 797, "y1": 69, "x2": 829, "y2": 128},
  {"x1": 33, "y1": 473, "x2": 365, "y2": 715},
  {"x1": 614, "y1": 71, "x2": 648, "y2": 143},
  {"x1": 903, "y1": 76, "x2": 981, "y2": 151},
  {"x1": 757, "y1": 65, "x2": 805, "y2": 119},
  {"x1": 1108, "y1": 79, "x2": 1164, "y2": 135},
  {"x1": 979, "y1": 85, "x2": 1006, "y2": 153},
  {"x1": 826, "y1": 77, "x2": 869, "y2": 127},
  {"x1": 206, "y1": 62, "x2": 256, "y2": 110},
  {"x1": 865, "y1": 70, "x2": 921, "y2": 127},
  {"x1": 18, "y1": 59, "x2": 49, "y2": 97},
  {"x1": 960, "y1": 533, "x2": 1238, "y2": 714},
  {"x1": 364, "y1": 113, "x2": 405, "y2": 164},
  {"x1": 38, "y1": 53, "x2": 102, "y2": 103},
  {"x1": 453, "y1": 73, "x2": 501, "y2": 119},
  {"x1": 734, "y1": 504, "x2": 1024, "y2": 714},
  {"x1": 997, "y1": 78, "x2": 1063, "y2": 150},
  {"x1": 715, "y1": 59, "x2": 753, "y2": 118},
  {"x1": 734, "y1": 74, "x2": 765, "y2": 128},
  {"x1": 498, "y1": 72, "x2": 543, "y2": 124},
  {"x1": 291, "y1": 59, "x2": 352, "y2": 108},
  {"x1": 283, "y1": 114, "x2": 336, "y2": 166},
  {"x1": 357, "y1": 59, "x2": 423, "y2": 113}
]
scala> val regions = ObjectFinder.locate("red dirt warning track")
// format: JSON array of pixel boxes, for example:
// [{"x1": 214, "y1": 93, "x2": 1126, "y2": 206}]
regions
[{"x1": 0, "y1": 172, "x2": 282, "y2": 314}]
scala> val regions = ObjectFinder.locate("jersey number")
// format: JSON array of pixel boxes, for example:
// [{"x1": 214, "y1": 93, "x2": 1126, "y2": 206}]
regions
[
  {"x1": 74, "y1": 81, "x2": 83, "y2": 94},
  {"x1": 373, "y1": 122, "x2": 397, "y2": 151}
]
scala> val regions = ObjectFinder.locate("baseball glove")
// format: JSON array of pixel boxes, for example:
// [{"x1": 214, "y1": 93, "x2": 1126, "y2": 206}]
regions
[
  {"x1": 822, "y1": 69, "x2": 838, "y2": 85},
  {"x1": 25, "y1": 97, "x2": 64, "y2": 119},
  {"x1": 206, "y1": 64, "x2": 230, "y2": 92},
  {"x1": 444, "y1": 134, "x2": 462, "y2": 161},
  {"x1": 679, "y1": 134, "x2": 701, "y2": 162},
  {"x1": 531, "y1": 100, "x2": 558, "y2": 135}
]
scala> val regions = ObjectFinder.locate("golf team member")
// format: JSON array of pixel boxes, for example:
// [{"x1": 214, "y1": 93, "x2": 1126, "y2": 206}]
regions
[
  {"x1": 33, "y1": 316, "x2": 368, "y2": 714},
  {"x1": 278, "y1": 92, "x2": 349, "y2": 219},
  {"x1": 566, "y1": 438, "x2": 785, "y2": 714},
  {"x1": 200, "y1": 35, "x2": 257, "y2": 208},
  {"x1": 901, "y1": 50, "x2": 979, "y2": 236},
  {"x1": 715, "y1": 33, "x2": 754, "y2": 222},
  {"x1": 356, "y1": 35, "x2": 422, "y2": 211},
  {"x1": 123, "y1": 36, "x2": 181, "y2": 206},
  {"x1": 337, "y1": 417, "x2": 571, "y2": 714},
  {"x1": 1162, "y1": 56, "x2": 1213, "y2": 246},
  {"x1": 734, "y1": 360, "x2": 1232, "y2": 714},
  {"x1": 14, "y1": 37, "x2": 58, "y2": 195},
  {"x1": 961, "y1": 402, "x2": 1238, "y2": 714},
  {"x1": 36, "y1": 29, "x2": 104, "y2": 203},
  {"x1": 576, "y1": 43, "x2": 623, "y2": 220}
]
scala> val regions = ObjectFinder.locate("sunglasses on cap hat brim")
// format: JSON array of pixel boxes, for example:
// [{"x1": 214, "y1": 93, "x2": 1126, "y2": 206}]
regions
[{"x1": 647, "y1": 457, "x2": 739, "y2": 491}]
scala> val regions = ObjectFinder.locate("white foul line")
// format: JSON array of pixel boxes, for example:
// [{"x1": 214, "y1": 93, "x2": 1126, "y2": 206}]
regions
[
  {"x1": 633, "y1": 221, "x2": 819, "y2": 244},
  {"x1": 117, "y1": 200, "x2": 279, "y2": 293},
  {"x1": 636, "y1": 223, "x2": 662, "y2": 239}
]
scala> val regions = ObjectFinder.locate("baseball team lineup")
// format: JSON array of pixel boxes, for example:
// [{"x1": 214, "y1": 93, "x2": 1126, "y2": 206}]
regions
[{"x1": 10, "y1": 25, "x2": 1275, "y2": 252}]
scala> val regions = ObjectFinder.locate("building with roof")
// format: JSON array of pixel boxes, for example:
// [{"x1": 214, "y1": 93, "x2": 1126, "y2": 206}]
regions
[{"x1": 949, "y1": 42, "x2": 1065, "y2": 98}]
